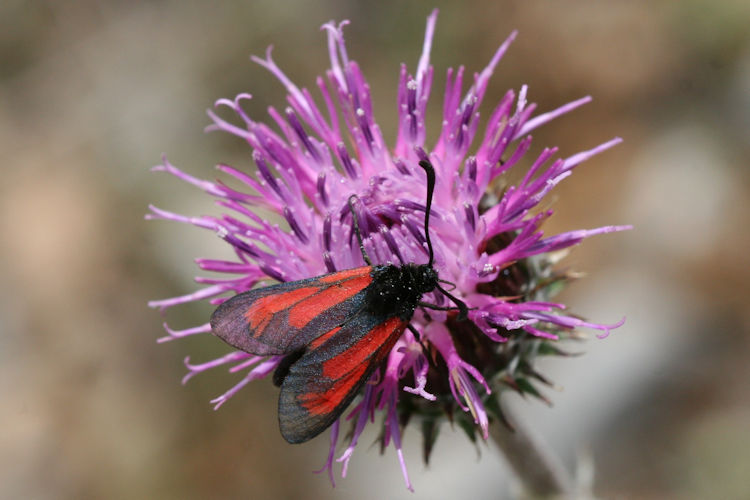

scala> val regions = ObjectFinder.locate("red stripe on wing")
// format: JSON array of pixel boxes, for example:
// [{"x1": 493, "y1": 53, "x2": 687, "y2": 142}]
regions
[
  {"x1": 211, "y1": 266, "x2": 374, "y2": 356},
  {"x1": 320, "y1": 316, "x2": 404, "y2": 380},
  {"x1": 318, "y1": 266, "x2": 370, "y2": 283},
  {"x1": 287, "y1": 273, "x2": 372, "y2": 329},
  {"x1": 278, "y1": 313, "x2": 409, "y2": 442},
  {"x1": 296, "y1": 317, "x2": 407, "y2": 417},
  {"x1": 298, "y1": 363, "x2": 368, "y2": 416},
  {"x1": 244, "y1": 286, "x2": 319, "y2": 334},
  {"x1": 308, "y1": 326, "x2": 342, "y2": 349}
]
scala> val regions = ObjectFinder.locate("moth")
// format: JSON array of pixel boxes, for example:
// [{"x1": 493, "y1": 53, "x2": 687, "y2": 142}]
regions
[{"x1": 210, "y1": 160, "x2": 466, "y2": 443}]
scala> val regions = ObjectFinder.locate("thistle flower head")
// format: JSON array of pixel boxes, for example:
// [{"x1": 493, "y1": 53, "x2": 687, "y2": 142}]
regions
[{"x1": 148, "y1": 9, "x2": 629, "y2": 491}]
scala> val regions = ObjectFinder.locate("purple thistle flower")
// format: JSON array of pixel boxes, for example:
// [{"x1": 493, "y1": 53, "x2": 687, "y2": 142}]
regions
[{"x1": 148, "y1": 9, "x2": 629, "y2": 490}]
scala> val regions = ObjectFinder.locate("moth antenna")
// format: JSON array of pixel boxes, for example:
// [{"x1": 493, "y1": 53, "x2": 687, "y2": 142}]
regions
[
  {"x1": 348, "y1": 195, "x2": 372, "y2": 266},
  {"x1": 416, "y1": 161, "x2": 468, "y2": 320},
  {"x1": 417, "y1": 160, "x2": 436, "y2": 267}
]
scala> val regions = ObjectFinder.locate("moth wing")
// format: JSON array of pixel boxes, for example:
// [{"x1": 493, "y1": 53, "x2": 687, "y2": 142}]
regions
[
  {"x1": 278, "y1": 313, "x2": 408, "y2": 443},
  {"x1": 210, "y1": 267, "x2": 373, "y2": 355}
]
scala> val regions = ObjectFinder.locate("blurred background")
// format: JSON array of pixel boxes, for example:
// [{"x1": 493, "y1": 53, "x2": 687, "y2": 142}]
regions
[{"x1": 2, "y1": 1, "x2": 748, "y2": 498}]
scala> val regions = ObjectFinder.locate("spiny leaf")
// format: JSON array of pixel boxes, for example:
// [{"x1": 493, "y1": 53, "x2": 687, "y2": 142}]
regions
[
  {"x1": 515, "y1": 377, "x2": 552, "y2": 406},
  {"x1": 484, "y1": 392, "x2": 514, "y2": 432},
  {"x1": 501, "y1": 374, "x2": 522, "y2": 393},
  {"x1": 455, "y1": 413, "x2": 477, "y2": 444},
  {"x1": 421, "y1": 418, "x2": 440, "y2": 465},
  {"x1": 518, "y1": 360, "x2": 554, "y2": 386},
  {"x1": 537, "y1": 342, "x2": 578, "y2": 357}
]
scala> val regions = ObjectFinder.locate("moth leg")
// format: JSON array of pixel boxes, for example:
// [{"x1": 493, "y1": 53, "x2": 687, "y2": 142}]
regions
[
  {"x1": 407, "y1": 323, "x2": 431, "y2": 353},
  {"x1": 418, "y1": 299, "x2": 472, "y2": 321},
  {"x1": 417, "y1": 302, "x2": 458, "y2": 311},
  {"x1": 406, "y1": 323, "x2": 422, "y2": 340}
]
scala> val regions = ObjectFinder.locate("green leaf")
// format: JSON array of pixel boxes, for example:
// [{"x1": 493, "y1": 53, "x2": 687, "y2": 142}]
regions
[
  {"x1": 536, "y1": 342, "x2": 577, "y2": 357},
  {"x1": 484, "y1": 392, "x2": 514, "y2": 432},
  {"x1": 515, "y1": 377, "x2": 552, "y2": 406},
  {"x1": 542, "y1": 277, "x2": 568, "y2": 298},
  {"x1": 421, "y1": 418, "x2": 440, "y2": 465},
  {"x1": 455, "y1": 413, "x2": 477, "y2": 444}
]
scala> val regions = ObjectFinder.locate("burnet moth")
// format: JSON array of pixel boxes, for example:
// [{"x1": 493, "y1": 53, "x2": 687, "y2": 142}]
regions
[{"x1": 210, "y1": 160, "x2": 467, "y2": 444}]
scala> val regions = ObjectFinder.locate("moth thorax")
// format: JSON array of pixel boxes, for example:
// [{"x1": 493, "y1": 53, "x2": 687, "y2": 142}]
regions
[{"x1": 368, "y1": 264, "x2": 438, "y2": 317}]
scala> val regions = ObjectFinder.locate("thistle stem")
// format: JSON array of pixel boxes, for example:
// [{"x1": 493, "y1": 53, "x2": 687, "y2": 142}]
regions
[{"x1": 489, "y1": 405, "x2": 574, "y2": 497}]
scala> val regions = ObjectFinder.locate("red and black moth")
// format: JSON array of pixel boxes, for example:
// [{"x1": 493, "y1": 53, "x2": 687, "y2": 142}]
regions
[{"x1": 210, "y1": 160, "x2": 467, "y2": 444}]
